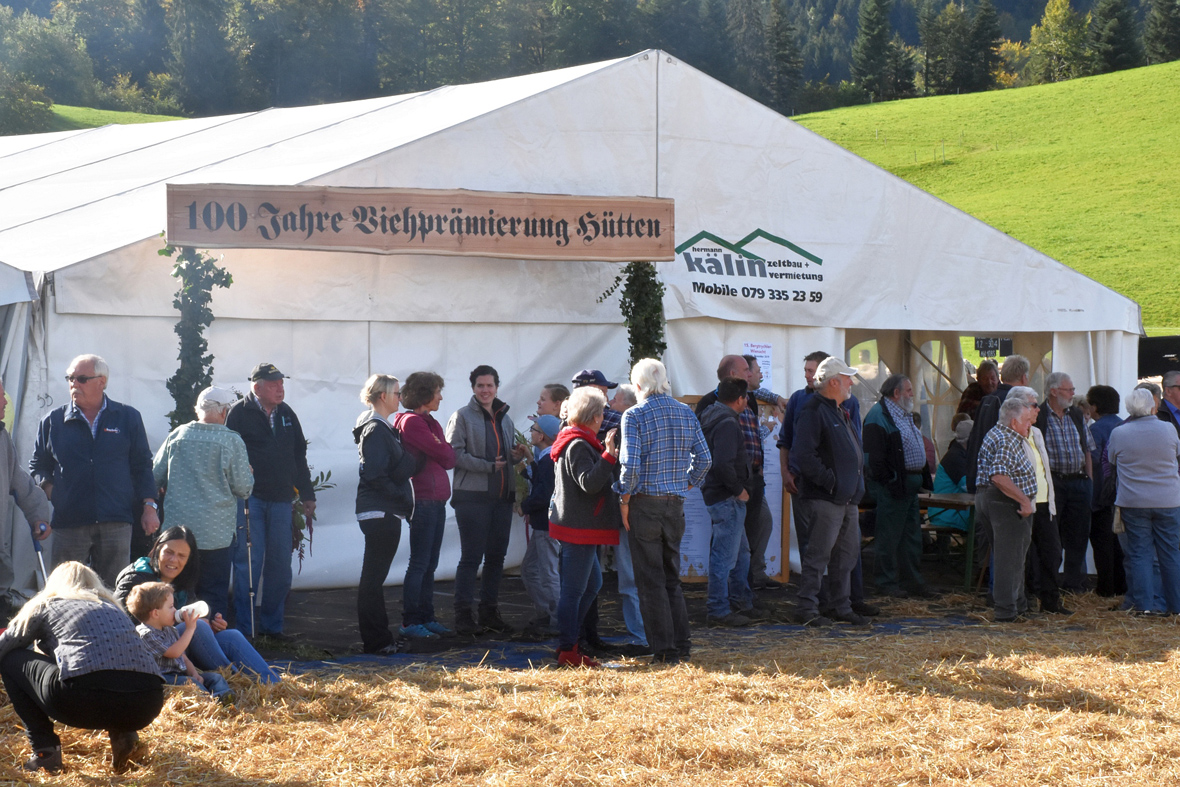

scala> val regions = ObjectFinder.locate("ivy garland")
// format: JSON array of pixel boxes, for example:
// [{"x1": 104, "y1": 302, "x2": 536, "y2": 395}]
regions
[
  {"x1": 158, "y1": 243, "x2": 233, "y2": 430},
  {"x1": 599, "y1": 261, "x2": 667, "y2": 367}
]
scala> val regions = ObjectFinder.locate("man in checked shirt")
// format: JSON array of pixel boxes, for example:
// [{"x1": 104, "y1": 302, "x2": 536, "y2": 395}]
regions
[
  {"x1": 616, "y1": 359, "x2": 711, "y2": 665},
  {"x1": 976, "y1": 396, "x2": 1041, "y2": 622},
  {"x1": 1034, "y1": 372, "x2": 1095, "y2": 596}
]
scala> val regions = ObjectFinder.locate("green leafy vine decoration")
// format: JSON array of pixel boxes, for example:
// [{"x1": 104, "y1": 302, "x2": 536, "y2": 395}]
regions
[{"x1": 598, "y1": 262, "x2": 667, "y2": 367}]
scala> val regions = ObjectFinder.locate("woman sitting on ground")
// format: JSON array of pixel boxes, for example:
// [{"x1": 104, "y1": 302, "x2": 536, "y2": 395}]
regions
[
  {"x1": 548, "y1": 386, "x2": 622, "y2": 668},
  {"x1": 115, "y1": 526, "x2": 280, "y2": 682},
  {"x1": 0, "y1": 562, "x2": 164, "y2": 774}
]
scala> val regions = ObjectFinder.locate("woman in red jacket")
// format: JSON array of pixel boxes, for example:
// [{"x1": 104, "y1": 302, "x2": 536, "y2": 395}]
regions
[{"x1": 392, "y1": 372, "x2": 458, "y2": 639}]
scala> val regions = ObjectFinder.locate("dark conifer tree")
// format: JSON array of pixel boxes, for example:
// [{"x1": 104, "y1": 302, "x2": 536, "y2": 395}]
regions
[
  {"x1": 851, "y1": 0, "x2": 893, "y2": 99},
  {"x1": 884, "y1": 33, "x2": 915, "y2": 98},
  {"x1": 767, "y1": 0, "x2": 803, "y2": 113},
  {"x1": 1144, "y1": 0, "x2": 1180, "y2": 63},
  {"x1": 968, "y1": 0, "x2": 1002, "y2": 90}
]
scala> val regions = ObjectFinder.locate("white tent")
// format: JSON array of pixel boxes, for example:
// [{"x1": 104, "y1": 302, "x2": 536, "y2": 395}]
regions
[{"x1": 0, "y1": 50, "x2": 1141, "y2": 593}]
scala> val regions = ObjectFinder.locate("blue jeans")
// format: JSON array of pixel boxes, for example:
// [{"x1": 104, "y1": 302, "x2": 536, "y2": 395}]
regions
[
  {"x1": 453, "y1": 499, "x2": 514, "y2": 612},
  {"x1": 164, "y1": 670, "x2": 232, "y2": 699},
  {"x1": 557, "y1": 543, "x2": 602, "y2": 651},
  {"x1": 178, "y1": 619, "x2": 280, "y2": 683},
  {"x1": 614, "y1": 530, "x2": 647, "y2": 645},
  {"x1": 706, "y1": 498, "x2": 749, "y2": 618},
  {"x1": 233, "y1": 496, "x2": 294, "y2": 636},
  {"x1": 1117, "y1": 530, "x2": 1164, "y2": 611},
  {"x1": 402, "y1": 501, "x2": 447, "y2": 626},
  {"x1": 1120, "y1": 507, "x2": 1180, "y2": 613}
]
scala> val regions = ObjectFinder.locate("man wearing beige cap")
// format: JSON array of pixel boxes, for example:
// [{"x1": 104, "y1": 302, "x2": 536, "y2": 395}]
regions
[
  {"x1": 791, "y1": 357, "x2": 868, "y2": 627},
  {"x1": 226, "y1": 364, "x2": 315, "y2": 638},
  {"x1": 153, "y1": 386, "x2": 254, "y2": 620}
]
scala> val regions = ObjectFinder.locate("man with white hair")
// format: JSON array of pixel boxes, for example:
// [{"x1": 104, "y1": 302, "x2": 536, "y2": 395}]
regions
[
  {"x1": 976, "y1": 394, "x2": 1041, "y2": 622},
  {"x1": 30, "y1": 354, "x2": 159, "y2": 586},
  {"x1": 226, "y1": 363, "x2": 316, "y2": 639},
  {"x1": 1034, "y1": 372, "x2": 1094, "y2": 595},
  {"x1": 792, "y1": 357, "x2": 867, "y2": 627},
  {"x1": 1157, "y1": 370, "x2": 1180, "y2": 440},
  {"x1": 153, "y1": 386, "x2": 254, "y2": 620},
  {"x1": 616, "y1": 358, "x2": 711, "y2": 665}
]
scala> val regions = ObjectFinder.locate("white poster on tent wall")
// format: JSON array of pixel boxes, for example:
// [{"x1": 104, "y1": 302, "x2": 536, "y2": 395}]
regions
[{"x1": 742, "y1": 341, "x2": 772, "y2": 384}]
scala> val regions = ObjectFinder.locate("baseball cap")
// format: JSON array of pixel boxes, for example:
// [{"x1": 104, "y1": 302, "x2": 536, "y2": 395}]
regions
[
  {"x1": 249, "y1": 363, "x2": 286, "y2": 382},
  {"x1": 196, "y1": 386, "x2": 240, "y2": 409},
  {"x1": 815, "y1": 357, "x2": 858, "y2": 384},
  {"x1": 532, "y1": 414, "x2": 561, "y2": 440},
  {"x1": 572, "y1": 369, "x2": 618, "y2": 389}
]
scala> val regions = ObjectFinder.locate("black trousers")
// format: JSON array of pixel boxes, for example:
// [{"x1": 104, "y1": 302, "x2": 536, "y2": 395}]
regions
[
  {"x1": 1026, "y1": 501, "x2": 1063, "y2": 609},
  {"x1": 1, "y1": 651, "x2": 163, "y2": 750},
  {"x1": 627, "y1": 496, "x2": 691, "y2": 659},
  {"x1": 357, "y1": 515, "x2": 402, "y2": 652},
  {"x1": 1090, "y1": 505, "x2": 1127, "y2": 596}
]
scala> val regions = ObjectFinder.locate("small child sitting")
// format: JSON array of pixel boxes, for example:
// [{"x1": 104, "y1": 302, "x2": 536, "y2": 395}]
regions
[{"x1": 126, "y1": 582, "x2": 233, "y2": 702}]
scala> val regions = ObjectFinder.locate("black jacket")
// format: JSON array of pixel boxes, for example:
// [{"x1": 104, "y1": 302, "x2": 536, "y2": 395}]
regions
[
  {"x1": 225, "y1": 394, "x2": 314, "y2": 503},
  {"x1": 699, "y1": 402, "x2": 751, "y2": 506},
  {"x1": 695, "y1": 389, "x2": 764, "y2": 472},
  {"x1": 1158, "y1": 402, "x2": 1180, "y2": 440},
  {"x1": 793, "y1": 393, "x2": 864, "y2": 505},
  {"x1": 965, "y1": 383, "x2": 1013, "y2": 493},
  {"x1": 353, "y1": 412, "x2": 416, "y2": 519}
]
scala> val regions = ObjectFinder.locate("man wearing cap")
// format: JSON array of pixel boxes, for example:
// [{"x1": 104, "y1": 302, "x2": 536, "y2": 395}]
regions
[
  {"x1": 791, "y1": 357, "x2": 868, "y2": 627},
  {"x1": 572, "y1": 370, "x2": 620, "y2": 441},
  {"x1": 225, "y1": 364, "x2": 315, "y2": 638},
  {"x1": 30, "y1": 354, "x2": 159, "y2": 587},
  {"x1": 153, "y1": 386, "x2": 254, "y2": 619}
]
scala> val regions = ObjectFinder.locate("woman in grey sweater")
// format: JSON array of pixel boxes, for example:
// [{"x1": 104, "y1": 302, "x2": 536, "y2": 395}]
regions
[{"x1": 1107, "y1": 388, "x2": 1180, "y2": 614}]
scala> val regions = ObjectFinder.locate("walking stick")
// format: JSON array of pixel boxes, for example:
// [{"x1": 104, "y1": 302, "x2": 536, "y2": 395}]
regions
[
  {"x1": 30, "y1": 523, "x2": 49, "y2": 590},
  {"x1": 243, "y1": 502, "x2": 256, "y2": 638}
]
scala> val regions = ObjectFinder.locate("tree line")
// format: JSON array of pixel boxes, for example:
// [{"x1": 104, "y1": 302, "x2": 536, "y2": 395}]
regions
[{"x1": 1, "y1": 0, "x2": 1179, "y2": 135}]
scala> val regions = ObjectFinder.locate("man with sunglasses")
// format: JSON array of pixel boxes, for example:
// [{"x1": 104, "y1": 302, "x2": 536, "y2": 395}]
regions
[{"x1": 30, "y1": 354, "x2": 158, "y2": 586}]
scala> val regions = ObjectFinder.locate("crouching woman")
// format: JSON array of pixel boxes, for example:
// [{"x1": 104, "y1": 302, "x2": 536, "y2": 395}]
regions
[
  {"x1": 548, "y1": 386, "x2": 622, "y2": 668},
  {"x1": 0, "y1": 562, "x2": 164, "y2": 774}
]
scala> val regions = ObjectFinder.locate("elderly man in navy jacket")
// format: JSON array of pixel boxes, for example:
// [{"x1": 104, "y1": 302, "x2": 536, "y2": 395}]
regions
[
  {"x1": 30, "y1": 354, "x2": 158, "y2": 586},
  {"x1": 226, "y1": 363, "x2": 315, "y2": 639}
]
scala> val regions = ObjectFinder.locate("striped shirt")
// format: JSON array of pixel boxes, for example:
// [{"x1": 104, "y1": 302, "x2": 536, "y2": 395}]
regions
[
  {"x1": 976, "y1": 423, "x2": 1037, "y2": 498},
  {"x1": 616, "y1": 393, "x2": 711, "y2": 496}
]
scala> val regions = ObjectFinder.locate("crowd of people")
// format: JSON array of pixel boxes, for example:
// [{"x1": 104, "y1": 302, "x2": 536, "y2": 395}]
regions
[{"x1": 3, "y1": 347, "x2": 1180, "y2": 771}]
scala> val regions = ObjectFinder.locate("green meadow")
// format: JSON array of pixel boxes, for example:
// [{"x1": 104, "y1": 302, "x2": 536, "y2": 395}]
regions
[
  {"x1": 795, "y1": 61, "x2": 1180, "y2": 334},
  {"x1": 49, "y1": 104, "x2": 183, "y2": 132}
]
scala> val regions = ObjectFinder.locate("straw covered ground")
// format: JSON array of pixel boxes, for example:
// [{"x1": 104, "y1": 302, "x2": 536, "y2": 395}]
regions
[{"x1": 4, "y1": 592, "x2": 1180, "y2": 786}]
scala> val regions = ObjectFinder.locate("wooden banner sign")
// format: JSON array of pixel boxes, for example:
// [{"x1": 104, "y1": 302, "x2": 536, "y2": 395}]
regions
[{"x1": 166, "y1": 184, "x2": 675, "y2": 261}]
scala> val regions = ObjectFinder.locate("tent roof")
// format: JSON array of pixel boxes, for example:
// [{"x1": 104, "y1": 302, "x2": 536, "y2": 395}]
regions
[{"x1": 0, "y1": 58, "x2": 623, "y2": 273}]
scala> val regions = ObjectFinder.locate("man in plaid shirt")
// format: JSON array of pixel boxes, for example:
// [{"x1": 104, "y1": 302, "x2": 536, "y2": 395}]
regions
[
  {"x1": 976, "y1": 395, "x2": 1040, "y2": 622},
  {"x1": 617, "y1": 359, "x2": 711, "y2": 665}
]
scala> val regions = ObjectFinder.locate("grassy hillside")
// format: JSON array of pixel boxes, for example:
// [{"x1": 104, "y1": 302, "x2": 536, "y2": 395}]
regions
[
  {"x1": 795, "y1": 61, "x2": 1180, "y2": 334},
  {"x1": 49, "y1": 104, "x2": 184, "y2": 132}
]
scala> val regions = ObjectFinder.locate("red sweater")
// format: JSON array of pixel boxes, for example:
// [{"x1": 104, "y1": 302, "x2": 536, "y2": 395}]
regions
[{"x1": 392, "y1": 411, "x2": 457, "y2": 502}]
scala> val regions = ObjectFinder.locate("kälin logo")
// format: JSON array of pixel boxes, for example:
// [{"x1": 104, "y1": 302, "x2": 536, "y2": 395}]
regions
[{"x1": 675, "y1": 230, "x2": 822, "y2": 280}]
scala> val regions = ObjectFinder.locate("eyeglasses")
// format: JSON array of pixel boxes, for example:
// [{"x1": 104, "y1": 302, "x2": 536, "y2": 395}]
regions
[{"x1": 65, "y1": 374, "x2": 103, "y2": 384}]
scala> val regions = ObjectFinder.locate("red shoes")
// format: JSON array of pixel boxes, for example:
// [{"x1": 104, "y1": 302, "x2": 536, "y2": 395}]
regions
[{"x1": 556, "y1": 645, "x2": 600, "y2": 668}]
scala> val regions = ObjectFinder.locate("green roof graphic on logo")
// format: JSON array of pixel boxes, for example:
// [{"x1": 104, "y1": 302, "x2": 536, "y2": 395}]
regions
[{"x1": 675, "y1": 229, "x2": 823, "y2": 265}]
